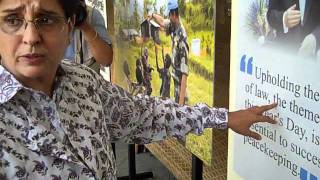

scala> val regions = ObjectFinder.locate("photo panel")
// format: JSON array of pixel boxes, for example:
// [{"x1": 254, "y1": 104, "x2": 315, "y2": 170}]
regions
[{"x1": 112, "y1": 0, "x2": 216, "y2": 165}]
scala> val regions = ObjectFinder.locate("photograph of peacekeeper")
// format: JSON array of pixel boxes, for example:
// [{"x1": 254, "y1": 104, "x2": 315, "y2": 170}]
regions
[
  {"x1": 267, "y1": 0, "x2": 320, "y2": 59},
  {"x1": 149, "y1": 0, "x2": 189, "y2": 104},
  {"x1": 112, "y1": 0, "x2": 217, "y2": 165}
]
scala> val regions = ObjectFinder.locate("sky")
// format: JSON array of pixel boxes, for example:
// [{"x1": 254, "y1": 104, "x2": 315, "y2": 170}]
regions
[{"x1": 128, "y1": 0, "x2": 168, "y2": 16}]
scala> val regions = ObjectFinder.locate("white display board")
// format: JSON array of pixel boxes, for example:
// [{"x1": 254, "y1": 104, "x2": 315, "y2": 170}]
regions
[{"x1": 228, "y1": 1, "x2": 320, "y2": 179}]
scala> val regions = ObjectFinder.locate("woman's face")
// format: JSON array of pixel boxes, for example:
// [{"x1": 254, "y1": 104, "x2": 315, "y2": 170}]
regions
[{"x1": 0, "y1": 0, "x2": 72, "y2": 82}]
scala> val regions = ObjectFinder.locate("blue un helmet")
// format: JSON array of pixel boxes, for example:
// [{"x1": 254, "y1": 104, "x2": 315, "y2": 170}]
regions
[{"x1": 166, "y1": 0, "x2": 179, "y2": 15}]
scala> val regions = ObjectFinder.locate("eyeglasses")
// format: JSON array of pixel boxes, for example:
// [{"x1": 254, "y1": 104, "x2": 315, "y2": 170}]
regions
[{"x1": 0, "y1": 15, "x2": 70, "y2": 35}]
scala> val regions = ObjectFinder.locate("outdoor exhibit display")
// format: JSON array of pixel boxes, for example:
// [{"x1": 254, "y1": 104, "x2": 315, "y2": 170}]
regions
[
  {"x1": 229, "y1": 0, "x2": 320, "y2": 179},
  {"x1": 111, "y1": 0, "x2": 216, "y2": 165}
]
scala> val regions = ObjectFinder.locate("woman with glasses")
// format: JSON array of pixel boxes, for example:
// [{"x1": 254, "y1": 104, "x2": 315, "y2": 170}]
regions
[{"x1": 0, "y1": 0, "x2": 277, "y2": 179}]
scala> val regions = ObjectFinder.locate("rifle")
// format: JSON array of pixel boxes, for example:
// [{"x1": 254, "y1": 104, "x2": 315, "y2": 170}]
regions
[
  {"x1": 161, "y1": 46, "x2": 165, "y2": 65},
  {"x1": 154, "y1": 45, "x2": 161, "y2": 73}
]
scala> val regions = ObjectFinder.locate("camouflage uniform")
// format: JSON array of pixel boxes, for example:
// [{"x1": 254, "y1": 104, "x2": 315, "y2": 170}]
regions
[
  {"x1": 141, "y1": 48, "x2": 153, "y2": 96},
  {"x1": 164, "y1": 19, "x2": 189, "y2": 103}
]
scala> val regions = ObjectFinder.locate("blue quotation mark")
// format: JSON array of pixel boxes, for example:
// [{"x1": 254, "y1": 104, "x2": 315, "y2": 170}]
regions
[
  {"x1": 300, "y1": 168, "x2": 318, "y2": 180},
  {"x1": 240, "y1": 55, "x2": 253, "y2": 75}
]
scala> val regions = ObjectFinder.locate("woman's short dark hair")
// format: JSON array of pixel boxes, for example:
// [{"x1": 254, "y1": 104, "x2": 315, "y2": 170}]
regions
[{"x1": 58, "y1": 0, "x2": 80, "y2": 19}]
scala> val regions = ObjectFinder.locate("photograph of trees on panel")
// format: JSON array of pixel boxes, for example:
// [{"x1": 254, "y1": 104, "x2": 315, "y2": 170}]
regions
[{"x1": 112, "y1": 0, "x2": 215, "y2": 165}]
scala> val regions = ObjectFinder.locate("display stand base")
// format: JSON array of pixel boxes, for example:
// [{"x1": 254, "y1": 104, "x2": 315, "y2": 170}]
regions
[
  {"x1": 117, "y1": 144, "x2": 154, "y2": 180},
  {"x1": 192, "y1": 155, "x2": 203, "y2": 180}
]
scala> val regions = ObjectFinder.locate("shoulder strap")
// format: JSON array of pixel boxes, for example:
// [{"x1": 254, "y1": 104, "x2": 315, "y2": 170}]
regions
[
  {"x1": 75, "y1": 30, "x2": 82, "y2": 64},
  {"x1": 79, "y1": 32, "x2": 84, "y2": 64},
  {"x1": 77, "y1": 6, "x2": 94, "y2": 64}
]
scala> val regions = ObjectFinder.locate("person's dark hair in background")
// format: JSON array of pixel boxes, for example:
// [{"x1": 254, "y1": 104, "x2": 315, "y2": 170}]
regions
[
  {"x1": 58, "y1": 0, "x2": 79, "y2": 19},
  {"x1": 74, "y1": 0, "x2": 88, "y2": 27}
]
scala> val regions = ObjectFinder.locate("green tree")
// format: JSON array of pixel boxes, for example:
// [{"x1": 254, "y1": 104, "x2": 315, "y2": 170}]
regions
[
  {"x1": 133, "y1": 0, "x2": 140, "y2": 29},
  {"x1": 178, "y1": 0, "x2": 186, "y2": 16},
  {"x1": 144, "y1": 0, "x2": 154, "y2": 16},
  {"x1": 203, "y1": 0, "x2": 214, "y2": 19},
  {"x1": 153, "y1": 1, "x2": 157, "y2": 13},
  {"x1": 184, "y1": 0, "x2": 215, "y2": 30},
  {"x1": 160, "y1": 5, "x2": 165, "y2": 16}
]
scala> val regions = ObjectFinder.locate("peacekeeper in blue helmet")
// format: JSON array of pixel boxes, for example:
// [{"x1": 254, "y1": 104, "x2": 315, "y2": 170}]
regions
[{"x1": 149, "y1": 0, "x2": 189, "y2": 104}]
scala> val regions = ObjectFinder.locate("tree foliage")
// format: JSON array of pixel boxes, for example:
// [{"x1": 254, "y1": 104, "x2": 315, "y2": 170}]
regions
[
  {"x1": 132, "y1": 0, "x2": 140, "y2": 29},
  {"x1": 184, "y1": 0, "x2": 215, "y2": 30}
]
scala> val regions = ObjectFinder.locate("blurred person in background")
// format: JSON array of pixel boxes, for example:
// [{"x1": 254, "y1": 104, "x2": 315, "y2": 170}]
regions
[{"x1": 64, "y1": 0, "x2": 113, "y2": 72}]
